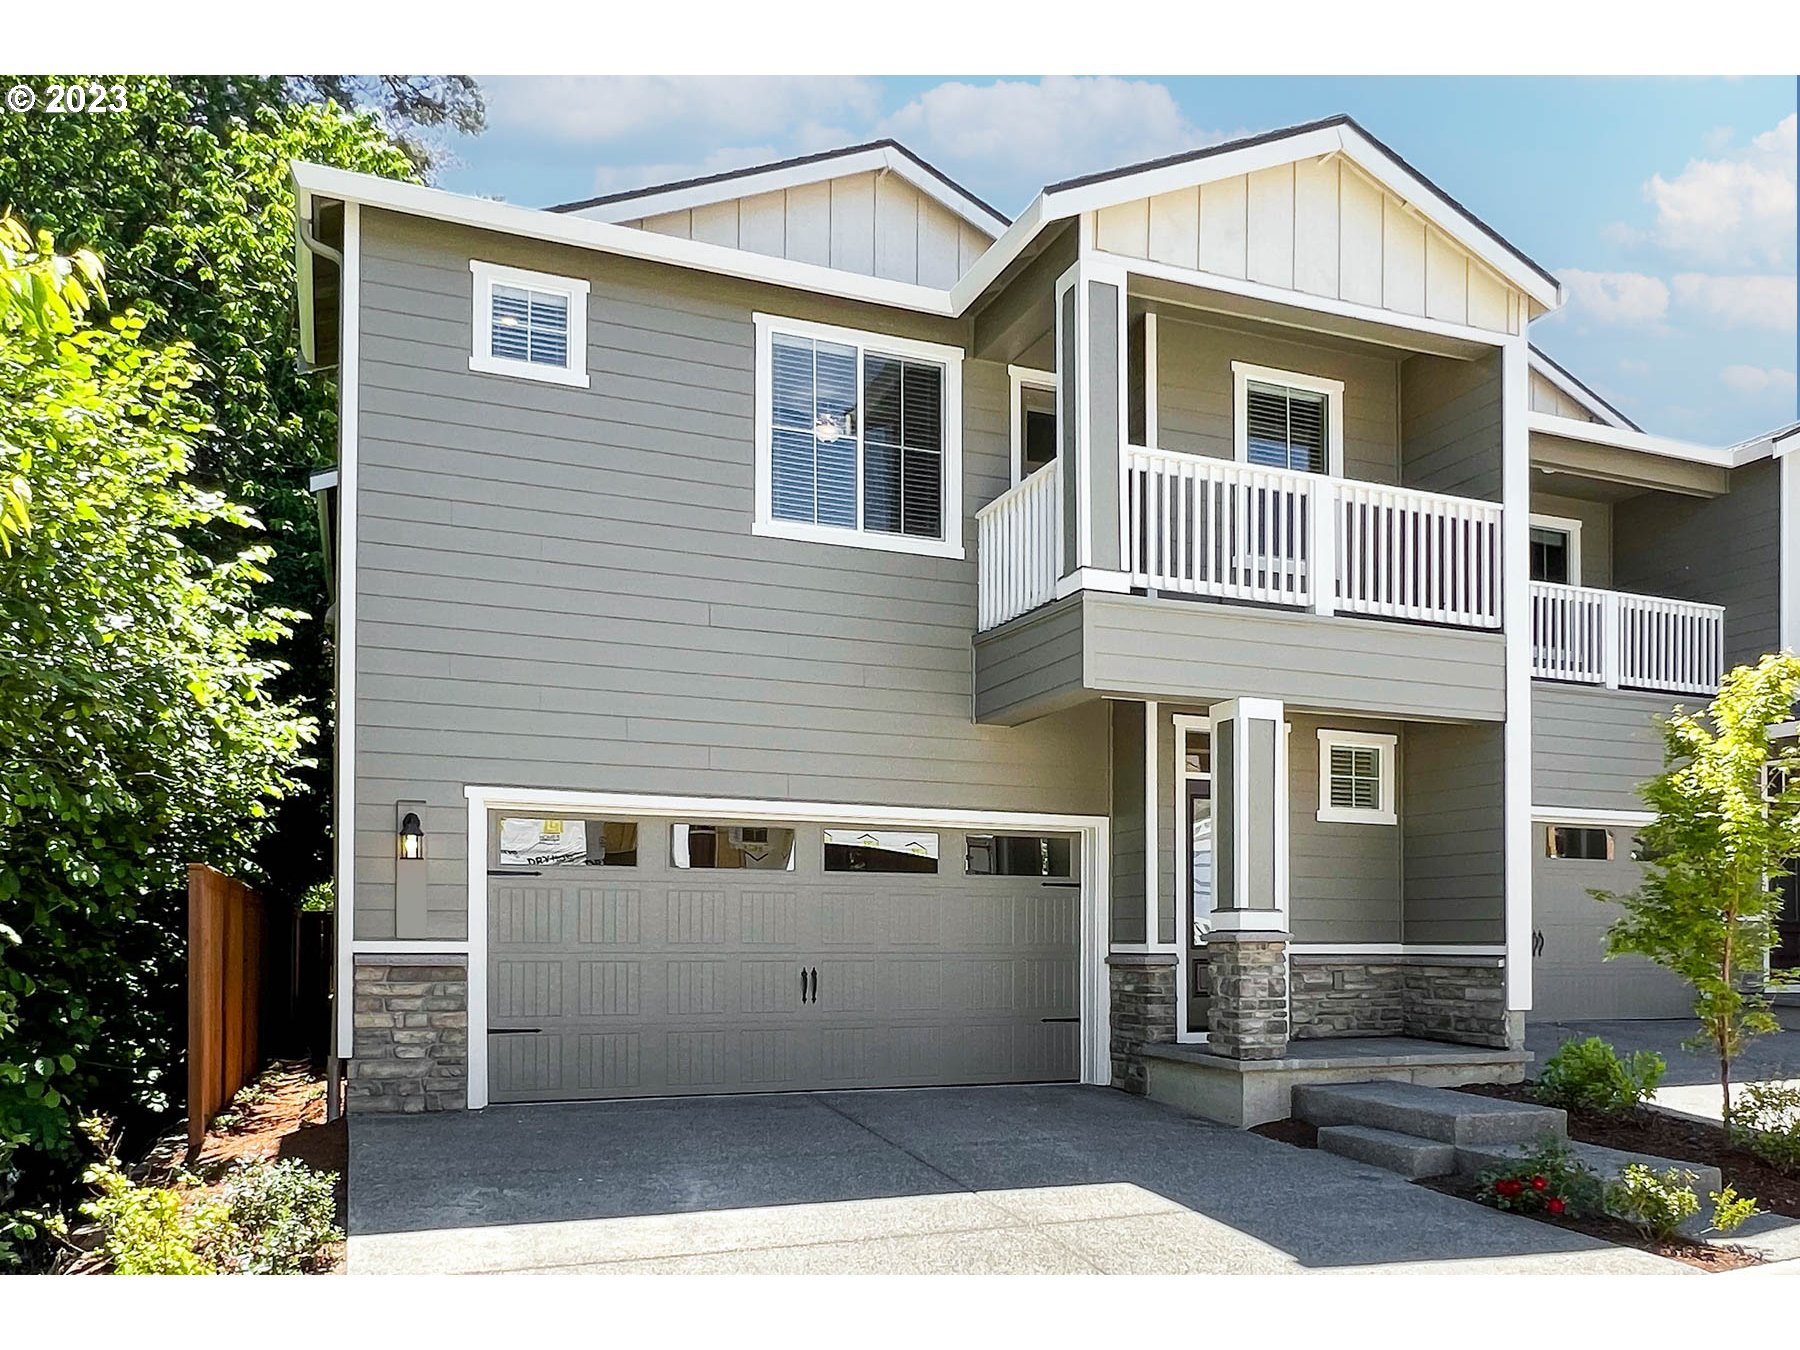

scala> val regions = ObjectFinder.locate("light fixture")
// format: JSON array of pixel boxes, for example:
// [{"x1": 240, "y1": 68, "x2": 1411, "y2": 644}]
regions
[
  {"x1": 398, "y1": 811, "x2": 425, "y2": 860},
  {"x1": 813, "y1": 413, "x2": 844, "y2": 443}
]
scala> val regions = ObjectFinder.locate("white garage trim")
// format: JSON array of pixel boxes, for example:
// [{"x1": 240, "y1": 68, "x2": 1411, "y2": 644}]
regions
[
  {"x1": 1530, "y1": 806, "x2": 1654, "y2": 827},
  {"x1": 461, "y1": 785, "x2": 1112, "y2": 1110}
]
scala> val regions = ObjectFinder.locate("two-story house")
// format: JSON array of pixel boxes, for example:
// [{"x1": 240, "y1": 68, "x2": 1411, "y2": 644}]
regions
[{"x1": 295, "y1": 116, "x2": 1800, "y2": 1129}]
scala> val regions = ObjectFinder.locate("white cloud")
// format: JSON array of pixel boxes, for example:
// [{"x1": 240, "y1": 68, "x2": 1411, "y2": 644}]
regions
[
  {"x1": 880, "y1": 77, "x2": 1227, "y2": 190},
  {"x1": 1644, "y1": 113, "x2": 1796, "y2": 267},
  {"x1": 1556, "y1": 269, "x2": 1671, "y2": 326},
  {"x1": 1671, "y1": 272, "x2": 1798, "y2": 333},
  {"x1": 485, "y1": 76, "x2": 882, "y2": 145},
  {"x1": 1719, "y1": 364, "x2": 1797, "y2": 396},
  {"x1": 1618, "y1": 358, "x2": 1651, "y2": 378}
]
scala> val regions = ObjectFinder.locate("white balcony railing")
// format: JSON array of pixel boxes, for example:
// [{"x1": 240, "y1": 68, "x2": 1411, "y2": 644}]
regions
[
  {"x1": 1121, "y1": 447, "x2": 1505, "y2": 629},
  {"x1": 976, "y1": 461, "x2": 1063, "y2": 630},
  {"x1": 1530, "y1": 581, "x2": 1724, "y2": 695}
]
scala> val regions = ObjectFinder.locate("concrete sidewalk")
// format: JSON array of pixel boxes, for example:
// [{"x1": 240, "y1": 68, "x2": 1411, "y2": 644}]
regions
[{"x1": 349, "y1": 1085, "x2": 1680, "y2": 1275}]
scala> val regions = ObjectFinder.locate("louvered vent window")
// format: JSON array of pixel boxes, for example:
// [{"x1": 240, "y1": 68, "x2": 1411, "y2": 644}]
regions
[
  {"x1": 490, "y1": 283, "x2": 570, "y2": 368},
  {"x1": 1245, "y1": 380, "x2": 1328, "y2": 473},
  {"x1": 767, "y1": 329, "x2": 946, "y2": 543},
  {"x1": 1317, "y1": 730, "x2": 1396, "y2": 825},
  {"x1": 1329, "y1": 745, "x2": 1382, "y2": 811}
]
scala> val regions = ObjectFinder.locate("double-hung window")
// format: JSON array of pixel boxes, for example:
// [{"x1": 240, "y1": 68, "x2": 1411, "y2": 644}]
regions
[
  {"x1": 1528, "y1": 513, "x2": 1582, "y2": 585},
  {"x1": 754, "y1": 314, "x2": 964, "y2": 559},
  {"x1": 1316, "y1": 729, "x2": 1397, "y2": 825},
  {"x1": 469, "y1": 260, "x2": 590, "y2": 388},
  {"x1": 1232, "y1": 362, "x2": 1344, "y2": 476}
]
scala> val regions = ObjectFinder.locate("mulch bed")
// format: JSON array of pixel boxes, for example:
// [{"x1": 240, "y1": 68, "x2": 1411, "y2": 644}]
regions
[
  {"x1": 1250, "y1": 1118, "x2": 1318, "y2": 1149},
  {"x1": 1456, "y1": 1082, "x2": 1800, "y2": 1219}
]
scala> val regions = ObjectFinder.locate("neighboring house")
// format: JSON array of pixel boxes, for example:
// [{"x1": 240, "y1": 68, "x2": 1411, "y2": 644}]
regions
[{"x1": 294, "y1": 116, "x2": 1800, "y2": 1128}]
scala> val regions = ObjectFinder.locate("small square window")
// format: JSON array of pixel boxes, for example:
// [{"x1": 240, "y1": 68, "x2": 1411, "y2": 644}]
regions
[
  {"x1": 497, "y1": 816, "x2": 637, "y2": 867},
  {"x1": 824, "y1": 829, "x2": 939, "y2": 873},
  {"x1": 671, "y1": 823, "x2": 796, "y2": 870},
  {"x1": 1548, "y1": 826, "x2": 1613, "y2": 860},
  {"x1": 1233, "y1": 362, "x2": 1343, "y2": 477},
  {"x1": 1317, "y1": 730, "x2": 1397, "y2": 825},
  {"x1": 966, "y1": 834, "x2": 1073, "y2": 878},
  {"x1": 470, "y1": 260, "x2": 589, "y2": 388},
  {"x1": 1010, "y1": 369, "x2": 1057, "y2": 483},
  {"x1": 1528, "y1": 516, "x2": 1582, "y2": 586}
]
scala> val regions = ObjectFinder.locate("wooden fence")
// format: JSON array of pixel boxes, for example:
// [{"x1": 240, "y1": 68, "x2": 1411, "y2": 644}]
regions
[{"x1": 187, "y1": 864, "x2": 265, "y2": 1153}]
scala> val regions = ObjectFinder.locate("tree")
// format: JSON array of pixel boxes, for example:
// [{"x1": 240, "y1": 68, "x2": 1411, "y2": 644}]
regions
[
  {"x1": 1599, "y1": 653, "x2": 1800, "y2": 1120},
  {"x1": 0, "y1": 221, "x2": 313, "y2": 1249},
  {"x1": 0, "y1": 79, "x2": 431, "y2": 911}
]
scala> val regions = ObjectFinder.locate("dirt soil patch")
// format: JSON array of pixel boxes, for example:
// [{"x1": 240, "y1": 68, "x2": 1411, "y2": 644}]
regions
[
  {"x1": 1456, "y1": 1082, "x2": 1800, "y2": 1219},
  {"x1": 1250, "y1": 1118, "x2": 1318, "y2": 1149}
]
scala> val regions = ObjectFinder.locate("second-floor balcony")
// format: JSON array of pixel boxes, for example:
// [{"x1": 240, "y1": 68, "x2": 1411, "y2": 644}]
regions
[
  {"x1": 1529, "y1": 581, "x2": 1723, "y2": 697},
  {"x1": 977, "y1": 449, "x2": 1505, "y2": 634}
]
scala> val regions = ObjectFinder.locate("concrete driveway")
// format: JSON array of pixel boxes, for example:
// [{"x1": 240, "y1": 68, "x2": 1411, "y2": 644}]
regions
[{"x1": 349, "y1": 1085, "x2": 1679, "y2": 1274}]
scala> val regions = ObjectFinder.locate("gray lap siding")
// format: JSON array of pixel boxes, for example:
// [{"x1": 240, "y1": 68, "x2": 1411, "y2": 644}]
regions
[{"x1": 350, "y1": 209, "x2": 1107, "y2": 940}]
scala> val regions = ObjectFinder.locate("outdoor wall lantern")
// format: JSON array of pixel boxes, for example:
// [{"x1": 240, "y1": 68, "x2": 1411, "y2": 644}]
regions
[{"x1": 395, "y1": 799, "x2": 428, "y2": 938}]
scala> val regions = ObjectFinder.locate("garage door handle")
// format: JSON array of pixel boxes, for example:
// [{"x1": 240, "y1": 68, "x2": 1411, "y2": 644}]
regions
[
  {"x1": 808, "y1": 966, "x2": 818, "y2": 1004},
  {"x1": 1532, "y1": 930, "x2": 1545, "y2": 958},
  {"x1": 1039, "y1": 1017, "x2": 1079, "y2": 1023},
  {"x1": 489, "y1": 1027, "x2": 542, "y2": 1035}
]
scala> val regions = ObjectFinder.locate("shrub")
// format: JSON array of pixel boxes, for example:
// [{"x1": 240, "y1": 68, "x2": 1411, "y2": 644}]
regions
[
  {"x1": 1709, "y1": 1185, "x2": 1759, "y2": 1235},
  {"x1": 78, "y1": 1125, "x2": 229, "y2": 1275},
  {"x1": 1533, "y1": 1036, "x2": 1665, "y2": 1115},
  {"x1": 1608, "y1": 1163, "x2": 1700, "y2": 1240},
  {"x1": 217, "y1": 1159, "x2": 341, "y2": 1274},
  {"x1": 1727, "y1": 1081, "x2": 1800, "y2": 1174},
  {"x1": 1475, "y1": 1139, "x2": 1604, "y2": 1219}
]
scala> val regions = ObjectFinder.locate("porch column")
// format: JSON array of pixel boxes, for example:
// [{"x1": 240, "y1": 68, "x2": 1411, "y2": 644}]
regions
[
  {"x1": 1053, "y1": 257, "x2": 1127, "y2": 587},
  {"x1": 1205, "y1": 697, "x2": 1291, "y2": 1059}
]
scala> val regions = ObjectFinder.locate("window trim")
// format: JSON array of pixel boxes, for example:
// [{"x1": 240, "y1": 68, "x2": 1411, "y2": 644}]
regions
[
  {"x1": 1231, "y1": 360, "x2": 1345, "y2": 478},
  {"x1": 1007, "y1": 364, "x2": 1057, "y2": 488},
  {"x1": 1528, "y1": 512, "x2": 1584, "y2": 587},
  {"x1": 752, "y1": 312, "x2": 965, "y2": 560},
  {"x1": 468, "y1": 260, "x2": 590, "y2": 388},
  {"x1": 1316, "y1": 729, "x2": 1398, "y2": 826}
]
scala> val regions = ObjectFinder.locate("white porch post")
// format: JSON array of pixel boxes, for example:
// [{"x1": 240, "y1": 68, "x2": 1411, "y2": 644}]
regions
[{"x1": 1501, "y1": 338, "x2": 1533, "y2": 1034}]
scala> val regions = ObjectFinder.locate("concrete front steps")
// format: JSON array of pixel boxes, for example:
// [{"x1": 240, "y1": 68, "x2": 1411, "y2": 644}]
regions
[{"x1": 1293, "y1": 1081, "x2": 1723, "y2": 1227}]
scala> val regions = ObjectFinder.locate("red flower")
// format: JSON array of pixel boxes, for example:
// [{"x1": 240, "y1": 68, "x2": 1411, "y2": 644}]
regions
[
  {"x1": 1495, "y1": 1179, "x2": 1523, "y2": 1198},
  {"x1": 1531, "y1": 1176, "x2": 1548, "y2": 1191},
  {"x1": 1547, "y1": 1197, "x2": 1566, "y2": 1216}
]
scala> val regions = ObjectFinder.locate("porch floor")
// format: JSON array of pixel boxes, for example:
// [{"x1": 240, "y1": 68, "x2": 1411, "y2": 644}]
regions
[{"x1": 1145, "y1": 1036, "x2": 1530, "y2": 1075}]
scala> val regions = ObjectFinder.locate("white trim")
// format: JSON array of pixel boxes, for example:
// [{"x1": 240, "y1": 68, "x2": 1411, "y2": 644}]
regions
[
  {"x1": 1142, "y1": 311, "x2": 1158, "y2": 447},
  {"x1": 307, "y1": 467, "x2": 338, "y2": 493},
  {"x1": 1007, "y1": 364, "x2": 1057, "y2": 488},
  {"x1": 1783, "y1": 445, "x2": 1800, "y2": 653},
  {"x1": 750, "y1": 312, "x2": 965, "y2": 562},
  {"x1": 1056, "y1": 261, "x2": 1088, "y2": 570},
  {"x1": 1502, "y1": 337, "x2": 1534, "y2": 1013},
  {"x1": 1530, "y1": 805, "x2": 1655, "y2": 827},
  {"x1": 462, "y1": 786, "x2": 1112, "y2": 1105},
  {"x1": 467, "y1": 260, "x2": 590, "y2": 388},
  {"x1": 1527, "y1": 410, "x2": 1756, "y2": 470},
  {"x1": 1528, "y1": 350, "x2": 1634, "y2": 431},
  {"x1": 1097, "y1": 250, "x2": 1514, "y2": 352},
  {"x1": 1232, "y1": 361, "x2": 1346, "y2": 478},
  {"x1": 1315, "y1": 729, "x2": 1398, "y2": 826},
  {"x1": 350, "y1": 940, "x2": 471, "y2": 955},
  {"x1": 1528, "y1": 512, "x2": 1584, "y2": 587},
  {"x1": 1171, "y1": 712, "x2": 1212, "y2": 1043},
  {"x1": 333, "y1": 204, "x2": 360, "y2": 1058},
  {"x1": 1053, "y1": 566, "x2": 1131, "y2": 598},
  {"x1": 291, "y1": 161, "x2": 959, "y2": 319},
  {"x1": 1291, "y1": 944, "x2": 1507, "y2": 957},
  {"x1": 563, "y1": 143, "x2": 1009, "y2": 240}
]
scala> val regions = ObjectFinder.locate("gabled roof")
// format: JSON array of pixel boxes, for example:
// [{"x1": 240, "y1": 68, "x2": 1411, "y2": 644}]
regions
[
  {"x1": 953, "y1": 114, "x2": 1565, "y2": 318},
  {"x1": 1529, "y1": 345, "x2": 1642, "y2": 431},
  {"x1": 551, "y1": 139, "x2": 1011, "y2": 239}
]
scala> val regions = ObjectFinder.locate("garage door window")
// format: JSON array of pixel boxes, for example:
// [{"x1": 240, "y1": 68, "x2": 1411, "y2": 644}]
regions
[
  {"x1": 1547, "y1": 825, "x2": 1613, "y2": 860},
  {"x1": 672, "y1": 823, "x2": 797, "y2": 870},
  {"x1": 497, "y1": 817, "x2": 638, "y2": 867},
  {"x1": 823, "y1": 829, "x2": 939, "y2": 873},
  {"x1": 966, "y1": 834, "x2": 1073, "y2": 878}
]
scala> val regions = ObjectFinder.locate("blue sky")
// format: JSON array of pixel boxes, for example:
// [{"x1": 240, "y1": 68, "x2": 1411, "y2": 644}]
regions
[{"x1": 435, "y1": 76, "x2": 1797, "y2": 445}]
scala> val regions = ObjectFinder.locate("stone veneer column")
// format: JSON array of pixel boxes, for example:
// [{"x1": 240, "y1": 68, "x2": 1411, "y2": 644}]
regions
[
  {"x1": 349, "y1": 956, "x2": 469, "y2": 1112},
  {"x1": 1205, "y1": 931, "x2": 1291, "y2": 1059},
  {"x1": 1106, "y1": 952, "x2": 1177, "y2": 1093}
]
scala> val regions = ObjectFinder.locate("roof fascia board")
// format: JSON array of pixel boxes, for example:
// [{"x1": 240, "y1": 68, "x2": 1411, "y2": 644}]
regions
[
  {"x1": 569, "y1": 144, "x2": 1008, "y2": 238},
  {"x1": 1527, "y1": 348, "x2": 1637, "y2": 431},
  {"x1": 289, "y1": 162, "x2": 958, "y2": 318},
  {"x1": 949, "y1": 196, "x2": 1050, "y2": 314},
  {"x1": 1527, "y1": 410, "x2": 1742, "y2": 468}
]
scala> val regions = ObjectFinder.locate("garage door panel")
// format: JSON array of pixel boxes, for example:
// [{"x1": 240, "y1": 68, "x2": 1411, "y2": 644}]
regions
[
  {"x1": 1533, "y1": 849, "x2": 1693, "y2": 1021},
  {"x1": 487, "y1": 820, "x2": 1082, "y2": 1101}
]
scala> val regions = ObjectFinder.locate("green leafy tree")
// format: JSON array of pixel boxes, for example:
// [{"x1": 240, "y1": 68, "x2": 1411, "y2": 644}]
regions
[
  {"x1": 1599, "y1": 653, "x2": 1800, "y2": 1119},
  {"x1": 0, "y1": 224, "x2": 312, "y2": 1251},
  {"x1": 0, "y1": 79, "x2": 430, "y2": 909}
]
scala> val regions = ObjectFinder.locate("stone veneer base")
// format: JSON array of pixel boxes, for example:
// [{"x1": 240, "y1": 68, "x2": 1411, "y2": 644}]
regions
[
  {"x1": 1107, "y1": 952, "x2": 1178, "y2": 1093},
  {"x1": 349, "y1": 956, "x2": 470, "y2": 1113}
]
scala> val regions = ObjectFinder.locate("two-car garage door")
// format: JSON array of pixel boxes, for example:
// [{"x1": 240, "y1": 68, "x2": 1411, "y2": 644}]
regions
[{"x1": 485, "y1": 814, "x2": 1081, "y2": 1102}]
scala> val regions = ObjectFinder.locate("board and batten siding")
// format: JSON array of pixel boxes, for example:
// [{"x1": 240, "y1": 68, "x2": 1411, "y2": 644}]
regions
[
  {"x1": 618, "y1": 170, "x2": 994, "y2": 289},
  {"x1": 1531, "y1": 685, "x2": 1679, "y2": 815},
  {"x1": 1149, "y1": 311, "x2": 1400, "y2": 484},
  {"x1": 1399, "y1": 350, "x2": 1503, "y2": 502},
  {"x1": 1611, "y1": 458, "x2": 1782, "y2": 670},
  {"x1": 1091, "y1": 158, "x2": 1529, "y2": 335},
  {"x1": 1402, "y1": 720, "x2": 1505, "y2": 944},
  {"x1": 350, "y1": 209, "x2": 1107, "y2": 940},
  {"x1": 1529, "y1": 369, "x2": 1603, "y2": 424}
]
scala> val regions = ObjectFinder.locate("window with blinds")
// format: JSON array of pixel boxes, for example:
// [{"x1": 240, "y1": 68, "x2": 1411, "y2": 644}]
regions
[
  {"x1": 469, "y1": 260, "x2": 589, "y2": 388},
  {"x1": 1316, "y1": 730, "x2": 1396, "y2": 824},
  {"x1": 1244, "y1": 379, "x2": 1328, "y2": 473},
  {"x1": 490, "y1": 283, "x2": 570, "y2": 369},
  {"x1": 767, "y1": 328, "x2": 946, "y2": 543}
]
